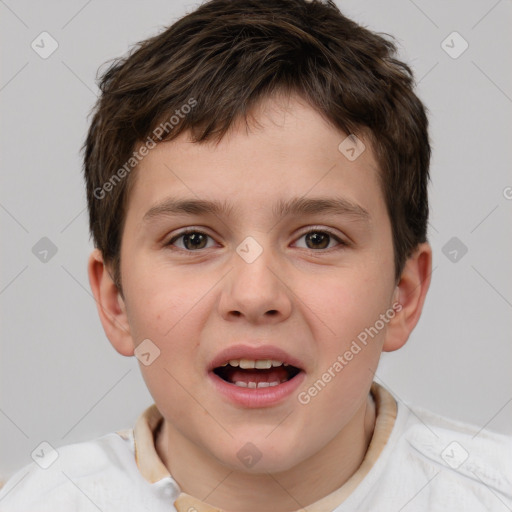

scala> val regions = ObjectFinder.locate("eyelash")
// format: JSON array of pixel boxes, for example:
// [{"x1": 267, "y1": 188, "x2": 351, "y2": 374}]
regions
[{"x1": 166, "y1": 227, "x2": 348, "y2": 253}]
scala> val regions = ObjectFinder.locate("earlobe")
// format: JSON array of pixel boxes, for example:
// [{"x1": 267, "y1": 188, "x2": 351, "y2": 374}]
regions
[
  {"x1": 383, "y1": 243, "x2": 432, "y2": 352},
  {"x1": 87, "y1": 249, "x2": 135, "y2": 357}
]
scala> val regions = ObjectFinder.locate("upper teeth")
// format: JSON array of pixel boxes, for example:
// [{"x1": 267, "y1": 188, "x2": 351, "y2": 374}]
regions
[{"x1": 221, "y1": 359, "x2": 289, "y2": 369}]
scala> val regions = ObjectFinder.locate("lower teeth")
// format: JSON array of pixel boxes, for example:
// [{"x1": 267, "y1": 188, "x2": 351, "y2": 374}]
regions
[{"x1": 234, "y1": 381, "x2": 280, "y2": 388}]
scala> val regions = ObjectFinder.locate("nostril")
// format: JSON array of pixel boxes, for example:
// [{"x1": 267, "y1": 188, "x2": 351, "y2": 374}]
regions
[{"x1": 266, "y1": 310, "x2": 278, "y2": 316}]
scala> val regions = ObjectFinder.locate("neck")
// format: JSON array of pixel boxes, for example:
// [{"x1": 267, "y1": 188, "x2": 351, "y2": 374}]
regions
[{"x1": 156, "y1": 394, "x2": 376, "y2": 512}]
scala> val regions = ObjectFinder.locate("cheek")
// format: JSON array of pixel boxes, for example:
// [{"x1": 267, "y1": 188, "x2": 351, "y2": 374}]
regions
[
  {"x1": 123, "y1": 264, "x2": 216, "y2": 388},
  {"x1": 297, "y1": 270, "x2": 391, "y2": 348},
  {"x1": 126, "y1": 289, "x2": 187, "y2": 342},
  {"x1": 293, "y1": 274, "x2": 388, "y2": 433},
  {"x1": 128, "y1": 286, "x2": 210, "y2": 414},
  {"x1": 122, "y1": 258, "x2": 205, "y2": 340}
]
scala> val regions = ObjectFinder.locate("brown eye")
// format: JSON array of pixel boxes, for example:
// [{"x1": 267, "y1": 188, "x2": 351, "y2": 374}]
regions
[
  {"x1": 169, "y1": 231, "x2": 215, "y2": 251},
  {"x1": 183, "y1": 233, "x2": 208, "y2": 250},
  {"x1": 304, "y1": 232, "x2": 330, "y2": 249},
  {"x1": 293, "y1": 229, "x2": 345, "y2": 251}
]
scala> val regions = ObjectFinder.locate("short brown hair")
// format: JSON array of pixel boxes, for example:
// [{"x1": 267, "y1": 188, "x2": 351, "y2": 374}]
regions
[{"x1": 83, "y1": 0, "x2": 430, "y2": 289}]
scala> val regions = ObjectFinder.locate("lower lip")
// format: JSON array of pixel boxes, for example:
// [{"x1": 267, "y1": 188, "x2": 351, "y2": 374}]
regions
[{"x1": 208, "y1": 371, "x2": 306, "y2": 408}]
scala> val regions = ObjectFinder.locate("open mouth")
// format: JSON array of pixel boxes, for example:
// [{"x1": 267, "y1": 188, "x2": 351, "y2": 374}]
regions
[{"x1": 213, "y1": 359, "x2": 302, "y2": 388}]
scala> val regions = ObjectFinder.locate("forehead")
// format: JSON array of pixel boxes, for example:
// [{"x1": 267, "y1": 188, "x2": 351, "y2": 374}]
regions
[{"x1": 125, "y1": 95, "x2": 385, "y2": 225}]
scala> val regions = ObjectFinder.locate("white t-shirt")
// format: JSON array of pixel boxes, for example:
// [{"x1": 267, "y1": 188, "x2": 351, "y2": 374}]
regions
[{"x1": 0, "y1": 384, "x2": 510, "y2": 511}]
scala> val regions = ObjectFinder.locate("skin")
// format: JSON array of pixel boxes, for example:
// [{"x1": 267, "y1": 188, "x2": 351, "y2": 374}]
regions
[{"x1": 89, "y1": 94, "x2": 432, "y2": 512}]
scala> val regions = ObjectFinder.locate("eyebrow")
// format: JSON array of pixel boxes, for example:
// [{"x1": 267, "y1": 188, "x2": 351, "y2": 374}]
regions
[{"x1": 142, "y1": 196, "x2": 370, "y2": 223}]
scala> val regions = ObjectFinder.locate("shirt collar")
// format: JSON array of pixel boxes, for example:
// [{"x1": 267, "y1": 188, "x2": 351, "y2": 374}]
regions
[
  {"x1": 133, "y1": 382, "x2": 397, "y2": 512},
  {"x1": 133, "y1": 401, "x2": 170, "y2": 484}
]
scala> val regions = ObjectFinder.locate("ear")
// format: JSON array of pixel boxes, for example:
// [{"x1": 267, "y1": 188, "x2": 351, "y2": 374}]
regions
[
  {"x1": 383, "y1": 242, "x2": 432, "y2": 352},
  {"x1": 88, "y1": 249, "x2": 135, "y2": 357}
]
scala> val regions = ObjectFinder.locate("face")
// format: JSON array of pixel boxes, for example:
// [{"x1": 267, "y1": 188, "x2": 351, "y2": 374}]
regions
[{"x1": 116, "y1": 95, "x2": 398, "y2": 473}]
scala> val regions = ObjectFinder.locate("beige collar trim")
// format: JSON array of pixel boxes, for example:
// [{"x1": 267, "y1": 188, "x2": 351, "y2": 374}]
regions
[
  {"x1": 133, "y1": 401, "x2": 170, "y2": 484},
  {"x1": 133, "y1": 382, "x2": 397, "y2": 511}
]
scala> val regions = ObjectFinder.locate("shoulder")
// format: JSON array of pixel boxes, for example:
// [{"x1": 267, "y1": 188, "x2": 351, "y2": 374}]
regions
[
  {"x1": 402, "y1": 405, "x2": 512, "y2": 477},
  {"x1": 382, "y1": 402, "x2": 512, "y2": 510},
  {"x1": 0, "y1": 429, "x2": 151, "y2": 511}
]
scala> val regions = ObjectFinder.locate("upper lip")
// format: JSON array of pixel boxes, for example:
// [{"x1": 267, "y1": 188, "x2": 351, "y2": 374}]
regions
[{"x1": 208, "y1": 344, "x2": 305, "y2": 371}]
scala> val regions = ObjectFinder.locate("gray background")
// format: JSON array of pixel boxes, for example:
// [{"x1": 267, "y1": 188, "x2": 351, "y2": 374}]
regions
[{"x1": 1, "y1": 0, "x2": 511, "y2": 482}]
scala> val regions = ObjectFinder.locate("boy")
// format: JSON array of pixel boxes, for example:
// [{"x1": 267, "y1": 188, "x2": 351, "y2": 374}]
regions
[{"x1": 1, "y1": 0, "x2": 510, "y2": 510}]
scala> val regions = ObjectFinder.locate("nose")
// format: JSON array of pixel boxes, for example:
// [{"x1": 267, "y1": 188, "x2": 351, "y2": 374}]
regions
[{"x1": 218, "y1": 243, "x2": 293, "y2": 325}]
